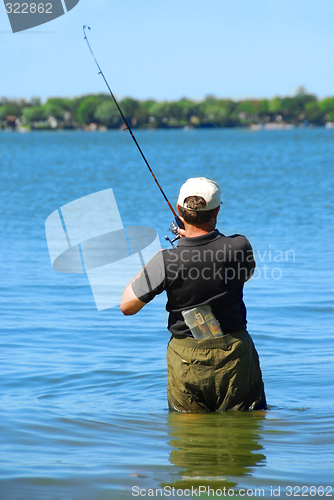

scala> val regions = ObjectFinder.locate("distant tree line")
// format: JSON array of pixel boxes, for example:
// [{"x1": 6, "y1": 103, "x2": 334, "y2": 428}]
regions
[{"x1": 1, "y1": 87, "x2": 334, "y2": 130}]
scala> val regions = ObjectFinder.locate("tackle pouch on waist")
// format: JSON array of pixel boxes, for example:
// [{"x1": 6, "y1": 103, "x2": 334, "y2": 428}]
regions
[{"x1": 181, "y1": 305, "x2": 224, "y2": 339}]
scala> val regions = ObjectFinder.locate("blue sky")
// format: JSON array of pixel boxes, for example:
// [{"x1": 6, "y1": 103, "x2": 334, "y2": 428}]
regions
[{"x1": 1, "y1": 0, "x2": 333, "y2": 102}]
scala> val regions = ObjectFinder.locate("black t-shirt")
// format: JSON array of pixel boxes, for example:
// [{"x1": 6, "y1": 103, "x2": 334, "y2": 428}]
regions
[{"x1": 132, "y1": 229, "x2": 255, "y2": 337}]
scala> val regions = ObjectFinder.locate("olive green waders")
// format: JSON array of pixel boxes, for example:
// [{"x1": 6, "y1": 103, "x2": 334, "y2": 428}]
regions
[{"x1": 167, "y1": 330, "x2": 266, "y2": 412}]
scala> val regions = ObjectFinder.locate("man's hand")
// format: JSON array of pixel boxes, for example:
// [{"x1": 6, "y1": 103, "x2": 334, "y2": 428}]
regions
[{"x1": 177, "y1": 226, "x2": 187, "y2": 237}]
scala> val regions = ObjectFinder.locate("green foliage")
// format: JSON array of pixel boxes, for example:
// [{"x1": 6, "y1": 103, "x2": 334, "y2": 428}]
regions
[
  {"x1": 266, "y1": 94, "x2": 318, "y2": 122},
  {"x1": 70, "y1": 97, "x2": 86, "y2": 120},
  {"x1": 235, "y1": 100, "x2": 265, "y2": 124},
  {"x1": 0, "y1": 100, "x2": 24, "y2": 119},
  {"x1": 44, "y1": 98, "x2": 72, "y2": 120},
  {"x1": 119, "y1": 98, "x2": 139, "y2": 120},
  {"x1": 148, "y1": 100, "x2": 185, "y2": 125},
  {"x1": 22, "y1": 106, "x2": 46, "y2": 123},
  {"x1": 319, "y1": 97, "x2": 334, "y2": 114},
  {"x1": 304, "y1": 101, "x2": 324, "y2": 124},
  {"x1": 199, "y1": 99, "x2": 236, "y2": 126},
  {"x1": 281, "y1": 95, "x2": 317, "y2": 120},
  {"x1": 319, "y1": 98, "x2": 334, "y2": 121},
  {"x1": 133, "y1": 99, "x2": 156, "y2": 126},
  {"x1": 268, "y1": 97, "x2": 283, "y2": 114},
  {"x1": 94, "y1": 101, "x2": 121, "y2": 128},
  {"x1": 237, "y1": 100, "x2": 261, "y2": 115},
  {"x1": 149, "y1": 101, "x2": 170, "y2": 121},
  {"x1": 45, "y1": 97, "x2": 71, "y2": 109},
  {"x1": 259, "y1": 100, "x2": 269, "y2": 114},
  {"x1": 0, "y1": 106, "x2": 7, "y2": 121},
  {"x1": 76, "y1": 95, "x2": 107, "y2": 124},
  {"x1": 3, "y1": 91, "x2": 334, "y2": 129}
]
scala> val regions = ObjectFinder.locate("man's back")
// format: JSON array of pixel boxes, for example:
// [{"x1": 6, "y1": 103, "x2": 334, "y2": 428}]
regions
[{"x1": 133, "y1": 230, "x2": 255, "y2": 337}]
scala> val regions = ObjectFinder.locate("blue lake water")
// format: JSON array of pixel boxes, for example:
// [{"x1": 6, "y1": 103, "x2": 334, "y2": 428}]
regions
[{"x1": 0, "y1": 128, "x2": 333, "y2": 499}]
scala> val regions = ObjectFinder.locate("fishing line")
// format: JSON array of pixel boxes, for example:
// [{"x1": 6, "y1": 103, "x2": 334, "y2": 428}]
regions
[{"x1": 83, "y1": 25, "x2": 178, "y2": 220}]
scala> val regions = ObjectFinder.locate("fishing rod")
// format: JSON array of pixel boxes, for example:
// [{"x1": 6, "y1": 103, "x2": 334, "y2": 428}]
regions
[{"x1": 83, "y1": 25, "x2": 182, "y2": 246}]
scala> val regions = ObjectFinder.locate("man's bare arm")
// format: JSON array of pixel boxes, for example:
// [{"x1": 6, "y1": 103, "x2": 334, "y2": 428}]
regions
[{"x1": 120, "y1": 271, "x2": 147, "y2": 316}]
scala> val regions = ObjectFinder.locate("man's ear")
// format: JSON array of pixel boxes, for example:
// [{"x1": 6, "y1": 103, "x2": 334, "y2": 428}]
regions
[{"x1": 214, "y1": 206, "x2": 220, "y2": 218}]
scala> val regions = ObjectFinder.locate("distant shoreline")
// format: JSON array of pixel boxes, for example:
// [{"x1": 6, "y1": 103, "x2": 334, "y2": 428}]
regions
[
  {"x1": 1, "y1": 123, "x2": 333, "y2": 133},
  {"x1": 1, "y1": 89, "x2": 334, "y2": 131}
]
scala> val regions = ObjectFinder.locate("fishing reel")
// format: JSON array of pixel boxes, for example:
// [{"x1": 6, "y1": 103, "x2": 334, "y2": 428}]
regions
[{"x1": 165, "y1": 216, "x2": 184, "y2": 248}]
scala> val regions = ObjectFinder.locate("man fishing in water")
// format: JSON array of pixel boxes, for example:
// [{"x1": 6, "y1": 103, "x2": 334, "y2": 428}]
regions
[
  {"x1": 121, "y1": 177, "x2": 266, "y2": 412},
  {"x1": 83, "y1": 29, "x2": 265, "y2": 411}
]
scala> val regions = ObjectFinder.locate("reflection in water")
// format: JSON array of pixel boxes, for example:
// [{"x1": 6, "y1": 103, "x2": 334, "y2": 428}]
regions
[{"x1": 165, "y1": 411, "x2": 266, "y2": 491}]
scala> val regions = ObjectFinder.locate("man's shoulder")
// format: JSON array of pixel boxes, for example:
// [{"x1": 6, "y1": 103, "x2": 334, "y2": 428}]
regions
[{"x1": 217, "y1": 232, "x2": 252, "y2": 248}]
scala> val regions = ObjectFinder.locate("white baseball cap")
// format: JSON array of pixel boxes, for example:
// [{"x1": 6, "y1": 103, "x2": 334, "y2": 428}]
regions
[{"x1": 177, "y1": 177, "x2": 221, "y2": 211}]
